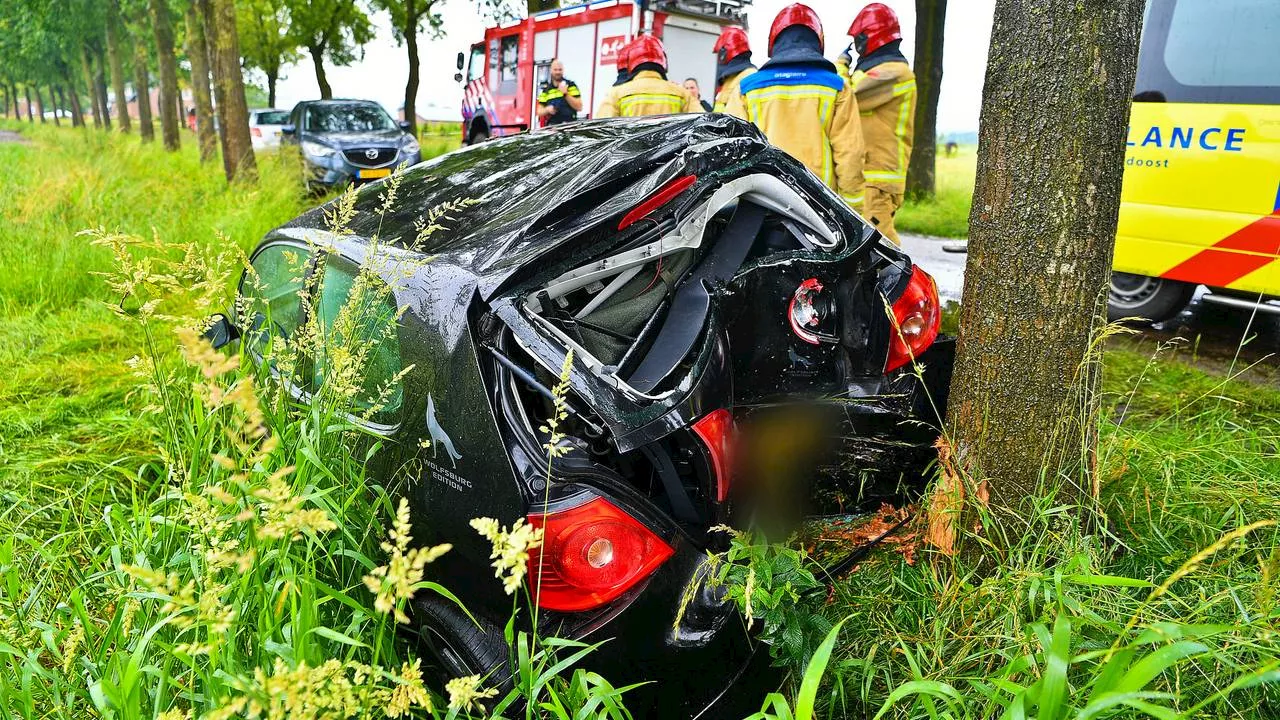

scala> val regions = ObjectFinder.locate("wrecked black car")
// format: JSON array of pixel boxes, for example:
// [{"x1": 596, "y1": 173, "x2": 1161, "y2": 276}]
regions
[{"x1": 226, "y1": 114, "x2": 952, "y2": 716}]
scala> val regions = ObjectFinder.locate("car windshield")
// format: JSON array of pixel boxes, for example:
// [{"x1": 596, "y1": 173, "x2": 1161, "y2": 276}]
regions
[
  {"x1": 305, "y1": 103, "x2": 397, "y2": 133},
  {"x1": 256, "y1": 110, "x2": 289, "y2": 125}
]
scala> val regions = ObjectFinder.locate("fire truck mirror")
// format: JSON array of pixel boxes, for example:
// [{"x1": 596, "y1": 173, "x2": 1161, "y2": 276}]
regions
[{"x1": 456, "y1": 51, "x2": 465, "y2": 71}]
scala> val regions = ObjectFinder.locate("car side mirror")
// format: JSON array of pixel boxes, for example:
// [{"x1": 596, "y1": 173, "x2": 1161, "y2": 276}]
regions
[
  {"x1": 454, "y1": 72, "x2": 464, "y2": 83},
  {"x1": 456, "y1": 51, "x2": 465, "y2": 71},
  {"x1": 281, "y1": 124, "x2": 296, "y2": 136},
  {"x1": 399, "y1": 120, "x2": 411, "y2": 131},
  {"x1": 202, "y1": 313, "x2": 240, "y2": 350}
]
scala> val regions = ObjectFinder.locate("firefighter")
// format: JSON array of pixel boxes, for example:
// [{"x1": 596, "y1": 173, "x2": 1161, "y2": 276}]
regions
[
  {"x1": 536, "y1": 58, "x2": 583, "y2": 127},
  {"x1": 595, "y1": 35, "x2": 702, "y2": 118},
  {"x1": 838, "y1": 3, "x2": 917, "y2": 244},
  {"x1": 724, "y1": 4, "x2": 864, "y2": 211},
  {"x1": 613, "y1": 43, "x2": 633, "y2": 87},
  {"x1": 711, "y1": 26, "x2": 755, "y2": 113}
]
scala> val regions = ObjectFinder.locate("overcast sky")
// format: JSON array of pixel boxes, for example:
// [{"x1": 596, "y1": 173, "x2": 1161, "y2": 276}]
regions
[{"x1": 269, "y1": 0, "x2": 996, "y2": 134}]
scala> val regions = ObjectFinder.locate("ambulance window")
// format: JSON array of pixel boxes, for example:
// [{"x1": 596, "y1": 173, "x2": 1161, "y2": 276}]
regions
[
  {"x1": 500, "y1": 35, "x2": 519, "y2": 89},
  {"x1": 468, "y1": 45, "x2": 486, "y2": 82},
  {"x1": 1163, "y1": 0, "x2": 1280, "y2": 89}
]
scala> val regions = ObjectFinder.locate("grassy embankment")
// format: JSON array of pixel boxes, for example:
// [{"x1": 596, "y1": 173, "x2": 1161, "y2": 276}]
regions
[
  {"x1": 0, "y1": 122, "x2": 1276, "y2": 718},
  {"x1": 896, "y1": 147, "x2": 976, "y2": 238}
]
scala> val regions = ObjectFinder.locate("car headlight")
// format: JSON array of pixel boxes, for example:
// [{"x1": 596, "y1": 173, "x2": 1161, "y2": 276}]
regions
[
  {"x1": 402, "y1": 137, "x2": 420, "y2": 155},
  {"x1": 300, "y1": 140, "x2": 336, "y2": 159}
]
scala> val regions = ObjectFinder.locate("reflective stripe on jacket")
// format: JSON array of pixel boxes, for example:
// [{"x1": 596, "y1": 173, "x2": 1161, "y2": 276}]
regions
[
  {"x1": 724, "y1": 65, "x2": 865, "y2": 210},
  {"x1": 851, "y1": 61, "x2": 916, "y2": 192},
  {"x1": 713, "y1": 67, "x2": 756, "y2": 113},
  {"x1": 595, "y1": 71, "x2": 703, "y2": 118}
]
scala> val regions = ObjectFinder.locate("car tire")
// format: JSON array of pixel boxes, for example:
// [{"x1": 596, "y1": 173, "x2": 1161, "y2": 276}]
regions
[
  {"x1": 1108, "y1": 272, "x2": 1196, "y2": 323},
  {"x1": 412, "y1": 594, "x2": 508, "y2": 686}
]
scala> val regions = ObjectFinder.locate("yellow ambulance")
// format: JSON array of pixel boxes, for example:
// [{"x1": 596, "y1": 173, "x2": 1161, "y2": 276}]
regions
[{"x1": 1109, "y1": 0, "x2": 1280, "y2": 321}]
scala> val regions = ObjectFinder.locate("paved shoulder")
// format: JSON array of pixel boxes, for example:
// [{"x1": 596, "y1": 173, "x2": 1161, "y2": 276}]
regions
[{"x1": 899, "y1": 232, "x2": 966, "y2": 303}]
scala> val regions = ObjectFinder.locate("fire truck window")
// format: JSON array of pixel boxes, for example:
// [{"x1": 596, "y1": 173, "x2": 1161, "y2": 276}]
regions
[
  {"x1": 468, "y1": 45, "x2": 486, "y2": 82},
  {"x1": 500, "y1": 35, "x2": 519, "y2": 88}
]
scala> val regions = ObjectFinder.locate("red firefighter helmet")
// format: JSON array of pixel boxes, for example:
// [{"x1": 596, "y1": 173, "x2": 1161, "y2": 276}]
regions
[
  {"x1": 628, "y1": 34, "x2": 668, "y2": 70},
  {"x1": 848, "y1": 3, "x2": 902, "y2": 55},
  {"x1": 616, "y1": 42, "x2": 632, "y2": 72},
  {"x1": 769, "y1": 3, "x2": 825, "y2": 56},
  {"x1": 713, "y1": 27, "x2": 750, "y2": 65}
]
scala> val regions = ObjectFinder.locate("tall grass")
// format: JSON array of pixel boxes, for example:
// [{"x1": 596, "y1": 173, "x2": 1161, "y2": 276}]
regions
[{"x1": 896, "y1": 146, "x2": 976, "y2": 239}]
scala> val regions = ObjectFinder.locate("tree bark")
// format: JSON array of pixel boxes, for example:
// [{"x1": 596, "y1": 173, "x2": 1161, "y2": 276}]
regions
[
  {"x1": 61, "y1": 73, "x2": 84, "y2": 127},
  {"x1": 80, "y1": 47, "x2": 102, "y2": 129},
  {"x1": 185, "y1": 3, "x2": 218, "y2": 163},
  {"x1": 199, "y1": 0, "x2": 230, "y2": 161},
  {"x1": 309, "y1": 45, "x2": 333, "y2": 99},
  {"x1": 267, "y1": 73, "x2": 277, "y2": 108},
  {"x1": 95, "y1": 48, "x2": 112, "y2": 131},
  {"x1": 48, "y1": 86, "x2": 60, "y2": 126},
  {"x1": 906, "y1": 0, "x2": 945, "y2": 200},
  {"x1": 402, "y1": 0, "x2": 421, "y2": 137},
  {"x1": 150, "y1": 0, "x2": 181, "y2": 150},
  {"x1": 940, "y1": 0, "x2": 1145, "y2": 536},
  {"x1": 208, "y1": 0, "x2": 258, "y2": 182},
  {"x1": 134, "y1": 44, "x2": 155, "y2": 143},
  {"x1": 34, "y1": 86, "x2": 47, "y2": 124},
  {"x1": 106, "y1": 2, "x2": 132, "y2": 133},
  {"x1": 24, "y1": 86, "x2": 34, "y2": 123}
]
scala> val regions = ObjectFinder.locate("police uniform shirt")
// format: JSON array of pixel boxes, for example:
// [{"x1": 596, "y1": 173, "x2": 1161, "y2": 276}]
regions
[{"x1": 538, "y1": 79, "x2": 581, "y2": 125}]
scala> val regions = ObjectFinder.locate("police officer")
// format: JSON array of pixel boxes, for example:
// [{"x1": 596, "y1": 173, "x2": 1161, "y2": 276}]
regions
[
  {"x1": 595, "y1": 35, "x2": 703, "y2": 118},
  {"x1": 839, "y1": 4, "x2": 917, "y2": 244},
  {"x1": 536, "y1": 59, "x2": 583, "y2": 126},
  {"x1": 711, "y1": 26, "x2": 755, "y2": 113},
  {"x1": 724, "y1": 4, "x2": 864, "y2": 211}
]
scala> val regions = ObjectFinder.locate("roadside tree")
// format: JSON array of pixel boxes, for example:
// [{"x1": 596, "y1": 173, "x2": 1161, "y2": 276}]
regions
[
  {"x1": 105, "y1": 0, "x2": 132, "y2": 133},
  {"x1": 934, "y1": 0, "x2": 1145, "y2": 548},
  {"x1": 238, "y1": 0, "x2": 298, "y2": 108},
  {"x1": 287, "y1": 0, "x2": 373, "y2": 99},
  {"x1": 186, "y1": 2, "x2": 218, "y2": 161},
  {"x1": 207, "y1": 0, "x2": 257, "y2": 181},
  {"x1": 905, "y1": 0, "x2": 944, "y2": 199},
  {"x1": 149, "y1": 0, "x2": 181, "y2": 150},
  {"x1": 372, "y1": 0, "x2": 446, "y2": 137}
]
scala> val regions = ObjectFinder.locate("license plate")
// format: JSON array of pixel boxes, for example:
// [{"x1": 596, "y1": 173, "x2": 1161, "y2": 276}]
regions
[{"x1": 359, "y1": 168, "x2": 391, "y2": 179}]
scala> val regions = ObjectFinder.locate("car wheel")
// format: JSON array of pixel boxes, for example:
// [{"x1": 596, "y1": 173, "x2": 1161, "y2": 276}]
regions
[
  {"x1": 412, "y1": 595, "x2": 508, "y2": 687},
  {"x1": 1108, "y1": 272, "x2": 1195, "y2": 323}
]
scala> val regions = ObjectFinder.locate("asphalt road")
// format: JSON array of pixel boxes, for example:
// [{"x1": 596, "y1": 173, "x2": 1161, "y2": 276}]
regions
[{"x1": 898, "y1": 232, "x2": 1280, "y2": 370}]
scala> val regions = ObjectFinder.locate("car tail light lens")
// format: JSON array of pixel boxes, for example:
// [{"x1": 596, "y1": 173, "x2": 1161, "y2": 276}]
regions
[
  {"x1": 885, "y1": 265, "x2": 941, "y2": 372},
  {"x1": 251, "y1": 127, "x2": 262, "y2": 137},
  {"x1": 617, "y1": 175, "x2": 697, "y2": 230},
  {"x1": 788, "y1": 278, "x2": 830, "y2": 345},
  {"x1": 528, "y1": 497, "x2": 674, "y2": 611},
  {"x1": 692, "y1": 409, "x2": 734, "y2": 502}
]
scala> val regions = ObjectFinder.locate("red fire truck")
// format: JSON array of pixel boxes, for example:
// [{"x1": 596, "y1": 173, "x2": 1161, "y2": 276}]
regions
[{"x1": 456, "y1": 0, "x2": 750, "y2": 144}]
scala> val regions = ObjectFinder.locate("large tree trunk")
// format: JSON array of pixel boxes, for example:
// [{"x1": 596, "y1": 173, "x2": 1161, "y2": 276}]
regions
[
  {"x1": 134, "y1": 45, "x2": 155, "y2": 143},
  {"x1": 95, "y1": 48, "x2": 112, "y2": 131},
  {"x1": 199, "y1": 0, "x2": 230, "y2": 161},
  {"x1": 939, "y1": 0, "x2": 1144, "y2": 539},
  {"x1": 150, "y1": 0, "x2": 181, "y2": 150},
  {"x1": 24, "y1": 86, "x2": 34, "y2": 123},
  {"x1": 267, "y1": 72, "x2": 277, "y2": 108},
  {"x1": 906, "y1": 0, "x2": 945, "y2": 200},
  {"x1": 80, "y1": 48, "x2": 102, "y2": 129},
  {"x1": 48, "y1": 86, "x2": 60, "y2": 126},
  {"x1": 402, "y1": 0, "x2": 421, "y2": 137},
  {"x1": 185, "y1": 3, "x2": 218, "y2": 163},
  {"x1": 61, "y1": 73, "x2": 84, "y2": 127},
  {"x1": 309, "y1": 45, "x2": 333, "y2": 99},
  {"x1": 34, "y1": 86, "x2": 46, "y2": 124},
  {"x1": 106, "y1": 2, "x2": 132, "y2": 133},
  {"x1": 208, "y1": 0, "x2": 258, "y2": 182}
]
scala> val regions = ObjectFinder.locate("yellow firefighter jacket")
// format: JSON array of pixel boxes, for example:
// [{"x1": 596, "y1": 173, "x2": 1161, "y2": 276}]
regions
[
  {"x1": 723, "y1": 65, "x2": 865, "y2": 210},
  {"x1": 713, "y1": 67, "x2": 756, "y2": 113},
  {"x1": 849, "y1": 60, "x2": 917, "y2": 192},
  {"x1": 595, "y1": 70, "x2": 703, "y2": 118}
]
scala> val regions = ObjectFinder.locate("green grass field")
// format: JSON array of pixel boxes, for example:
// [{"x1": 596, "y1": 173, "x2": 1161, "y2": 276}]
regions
[
  {"x1": 1, "y1": 122, "x2": 1277, "y2": 718},
  {"x1": 896, "y1": 146, "x2": 977, "y2": 238}
]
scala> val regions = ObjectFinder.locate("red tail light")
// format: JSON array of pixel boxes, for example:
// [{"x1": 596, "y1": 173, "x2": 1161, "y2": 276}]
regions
[
  {"x1": 692, "y1": 409, "x2": 734, "y2": 501},
  {"x1": 618, "y1": 175, "x2": 697, "y2": 230},
  {"x1": 885, "y1": 265, "x2": 941, "y2": 372},
  {"x1": 251, "y1": 127, "x2": 262, "y2": 137},
  {"x1": 528, "y1": 497, "x2": 674, "y2": 611}
]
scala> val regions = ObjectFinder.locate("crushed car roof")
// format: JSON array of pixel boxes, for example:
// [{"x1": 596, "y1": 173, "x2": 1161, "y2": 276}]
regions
[{"x1": 276, "y1": 114, "x2": 774, "y2": 298}]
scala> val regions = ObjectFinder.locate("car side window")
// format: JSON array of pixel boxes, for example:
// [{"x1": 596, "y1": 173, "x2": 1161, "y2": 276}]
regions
[
  {"x1": 243, "y1": 244, "x2": 308, "y2": 357},
  {"x1": 500, "y1": 35, "x2": 519, "y2": 92},
  {"x1": 312, "y1": 257, "x2": 405, "y2": 425}
]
